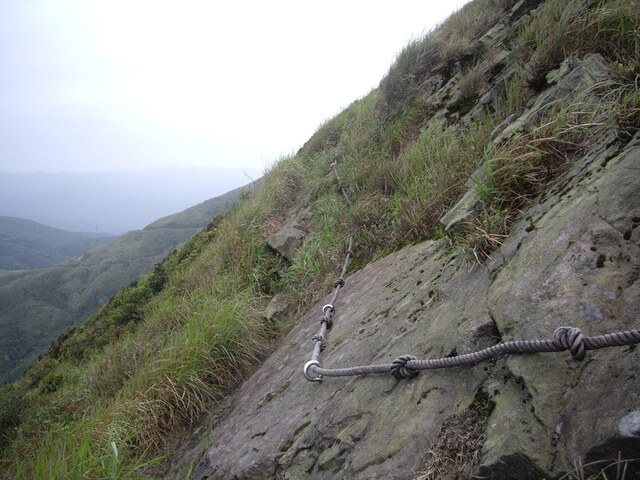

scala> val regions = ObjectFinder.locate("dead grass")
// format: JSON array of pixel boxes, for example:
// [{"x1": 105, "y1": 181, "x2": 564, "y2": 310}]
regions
[
  {"x1": 415, "y1": 389, "x2": 494, "y2": 480},
  {"x1": 560, "y1": 453, "x2": 639, "y2": 480}
]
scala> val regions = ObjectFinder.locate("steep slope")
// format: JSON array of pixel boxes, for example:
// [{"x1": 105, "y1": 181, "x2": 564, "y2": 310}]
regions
[
  {"x1": 0, "y1": 182, "x2": 253, "y2": 383},
  {"x1": 1, "y1": 0, "x2": 638, "y2": 478},
  {"x1": 170, "y1": 1, "x2": 640, "y2": 478},
  {"x1": 176, "y1": 131, "x2": 640, "y2": 480},
  {"x1": 0, "y1": 216, "x2": 113, "y2": 270}
]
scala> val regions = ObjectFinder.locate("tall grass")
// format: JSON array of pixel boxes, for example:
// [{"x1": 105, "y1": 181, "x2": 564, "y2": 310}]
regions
[{"x1": 518, "y1": 0, "x2": 639, "y2": 87}]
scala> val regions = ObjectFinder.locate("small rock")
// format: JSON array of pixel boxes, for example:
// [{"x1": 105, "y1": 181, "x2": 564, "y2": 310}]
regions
[
  {"x1": 578, "y1": 304, "x2": 603, "y2": 324},
  {"x1": 263, "y1": 293, "x2": 290, "y2": 322},
  {"x1": 509, "y1": 0, "x2": 544, "y2": 19},
  {"x1": 439, "y1": 188, "x2": 485, "y2": 235},
  {"x1": 267, "y1": 221, "x2": 307, "y2": 260},
  {"x1": 619, "y1": 410, "x2": 640, "y2": 438},
  {"x1": 546, "y1": 58, "x2": 573, "y2": 85}
]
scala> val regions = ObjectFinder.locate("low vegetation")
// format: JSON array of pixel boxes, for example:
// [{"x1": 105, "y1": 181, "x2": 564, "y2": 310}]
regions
[{"x1": 1, "y1": 0, "x2": 638, "y2": 477}]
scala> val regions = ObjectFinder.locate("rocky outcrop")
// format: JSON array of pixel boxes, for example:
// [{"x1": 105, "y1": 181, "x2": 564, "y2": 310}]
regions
[
  {"x1": 268, "y1": 219, "x2": 308, "y2": 261},
  {"x1": 166, "y1": 129, "x2": 640, "y2": 479},
  {"x1": 263, "y1": 293, "x2": 291, "y2": 323},
  {"x1": 442, "y1": 53, "x2": 614, "y2": 234},
  {"x1": 492, "y1": 53, "x2": 612, "y2": 144}
]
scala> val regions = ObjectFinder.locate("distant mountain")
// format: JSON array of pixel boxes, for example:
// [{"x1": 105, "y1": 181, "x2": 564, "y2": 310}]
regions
[
  {"x1": 0, "y1": 181, "x2": 256, "y2": 383},
  {"x1": 0, "y1": 216, "x2": 114, "y2": 270},
  {"x1": 0, "y1": 166, "x2": 262, "y2": 234}
]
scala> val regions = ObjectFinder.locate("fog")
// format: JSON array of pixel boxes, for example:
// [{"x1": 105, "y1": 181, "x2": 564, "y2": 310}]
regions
[
  {"x1": 1, "y1": 1, "x2": 470, "y2": 174},
  {"x1": 0, "y1": 167, "x2": 261, "y2": 233}
]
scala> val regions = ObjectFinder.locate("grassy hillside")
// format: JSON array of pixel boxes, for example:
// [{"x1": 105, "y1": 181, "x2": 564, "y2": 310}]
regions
[
  {"x1": 0, "y1": 0, "x2": 637, "y2": 477},
  {"x1": 0, "y1": 216, "x2": 113, "y2": 270},
  {"x1": 0, "y1": 183, "x2": 252, "y2": 383}
]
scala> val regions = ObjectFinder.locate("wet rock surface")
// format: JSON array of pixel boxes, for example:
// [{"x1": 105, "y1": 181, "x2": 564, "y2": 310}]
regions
[{"x1": 166, "y1": 131, "x2": 640, "y2": 479}]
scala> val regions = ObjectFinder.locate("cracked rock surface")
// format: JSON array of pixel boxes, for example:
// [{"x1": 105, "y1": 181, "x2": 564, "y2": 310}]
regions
[{"x1": 165, "y1": 132, "x2": 640, "y2": 479}]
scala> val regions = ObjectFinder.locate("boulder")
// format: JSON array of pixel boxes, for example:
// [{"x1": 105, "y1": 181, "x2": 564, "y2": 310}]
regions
[{"x1": 267, "y1": 221, "x2": 307, "y2": 261}]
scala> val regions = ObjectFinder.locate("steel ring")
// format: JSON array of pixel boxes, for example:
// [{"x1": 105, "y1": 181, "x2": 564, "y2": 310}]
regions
[
  {"x1": 303, "y1": 360, "x2": 323, "y2": 382},
  {"x1": 322, "y1": 304, "x2": 335, "y2": 316}
]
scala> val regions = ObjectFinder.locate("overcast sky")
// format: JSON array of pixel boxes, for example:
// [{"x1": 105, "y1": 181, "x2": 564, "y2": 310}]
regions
[{"x1": 0, "y1": 0, "x2": 470, "y2": 174}]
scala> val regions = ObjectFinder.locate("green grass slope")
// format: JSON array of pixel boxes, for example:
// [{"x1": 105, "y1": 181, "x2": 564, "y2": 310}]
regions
[
  {"x1": 0, "y1": 216, "x2": 114, "y2": 270},
  {"x1": 0, "y1": 183, "x2": 252, "y2": 384},
  {"x1": 0, "y1": 0, "x2": 637, "y2": 477}
]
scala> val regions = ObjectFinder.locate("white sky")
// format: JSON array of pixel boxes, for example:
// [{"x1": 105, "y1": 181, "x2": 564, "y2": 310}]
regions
[{"x1": 0, "y1": 0, "x2": 470, "y2": 173}]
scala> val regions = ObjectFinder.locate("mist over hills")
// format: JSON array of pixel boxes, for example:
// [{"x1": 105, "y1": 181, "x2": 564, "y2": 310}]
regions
[
  {"x1": 0, "y1": 216, "x2": 114, "y2": 270},
  {"x1": 0, "y1": 166, "x2": 262, "y2": 234}
]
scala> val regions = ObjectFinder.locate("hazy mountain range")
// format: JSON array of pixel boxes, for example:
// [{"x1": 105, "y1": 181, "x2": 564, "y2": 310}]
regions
[
  {"x1": 0, "y1": 216, "x2": 114, "y2": 270},
  {"x1": 0, "y1": 166, "x2": 262, "y2": 234},
  {"x1": 0, "y1": 179, "x2": 256, "y2": 383}
]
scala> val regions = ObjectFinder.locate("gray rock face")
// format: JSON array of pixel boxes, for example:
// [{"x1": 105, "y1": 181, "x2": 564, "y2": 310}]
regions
[{"x1": 167, "y1": 131, "x2": 640, "y2": 479}]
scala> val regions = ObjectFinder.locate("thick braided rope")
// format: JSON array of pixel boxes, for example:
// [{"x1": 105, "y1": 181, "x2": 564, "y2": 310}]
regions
[{"x1": 309, "y1": 328, "x2": 640, "y2": 380}]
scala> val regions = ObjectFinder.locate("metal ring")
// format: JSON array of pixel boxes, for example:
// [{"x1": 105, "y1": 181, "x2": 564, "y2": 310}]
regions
[
  {"x1": 303, "y1": 360, "x2": 323, "y2": 382},
  {"x1": 322, "y1": 304, "x2": 335, "y2": 316}
]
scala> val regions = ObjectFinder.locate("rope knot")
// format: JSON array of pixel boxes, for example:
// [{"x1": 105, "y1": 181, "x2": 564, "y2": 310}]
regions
[
  {"x1": 553, "y1": 326, "x2": 586, "y2": 361},
  {"x1": 320, "y1": 316, "x2": 333, "y2": 329},
  {"x1": 334, "y1": 278, "x2": 346, "y2": 288},
  {"x1": 390, "y1": 355, "x2": 419, "y2": 379},
  {"x1": 312, "y1": 334, "x2": 327, "y2": 350}
]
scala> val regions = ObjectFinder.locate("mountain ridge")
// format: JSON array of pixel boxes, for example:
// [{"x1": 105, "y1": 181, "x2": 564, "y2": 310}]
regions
[
  {"x1": 0, "y1": 215, "x2": 114, "y2": 271},
  {"x1": 0, "y1": 167, "x2": 261, "y2": 234}
]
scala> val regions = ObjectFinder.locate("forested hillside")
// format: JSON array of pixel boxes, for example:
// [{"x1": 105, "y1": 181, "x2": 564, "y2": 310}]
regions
[{"x1": 0, "y1": 216, "x2": 113, "y2": 270}]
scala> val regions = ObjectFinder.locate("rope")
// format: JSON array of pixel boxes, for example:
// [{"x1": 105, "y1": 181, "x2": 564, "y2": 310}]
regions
[
  {"x1": 330, "y1": 158, "x2": 352, "y2": 206},
  {"x1": 306, "y1": 328, "x2": 640, "y2": 381},
  {"x1": 302, "y1": 158, "x2": 640, "y2": 382}
]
